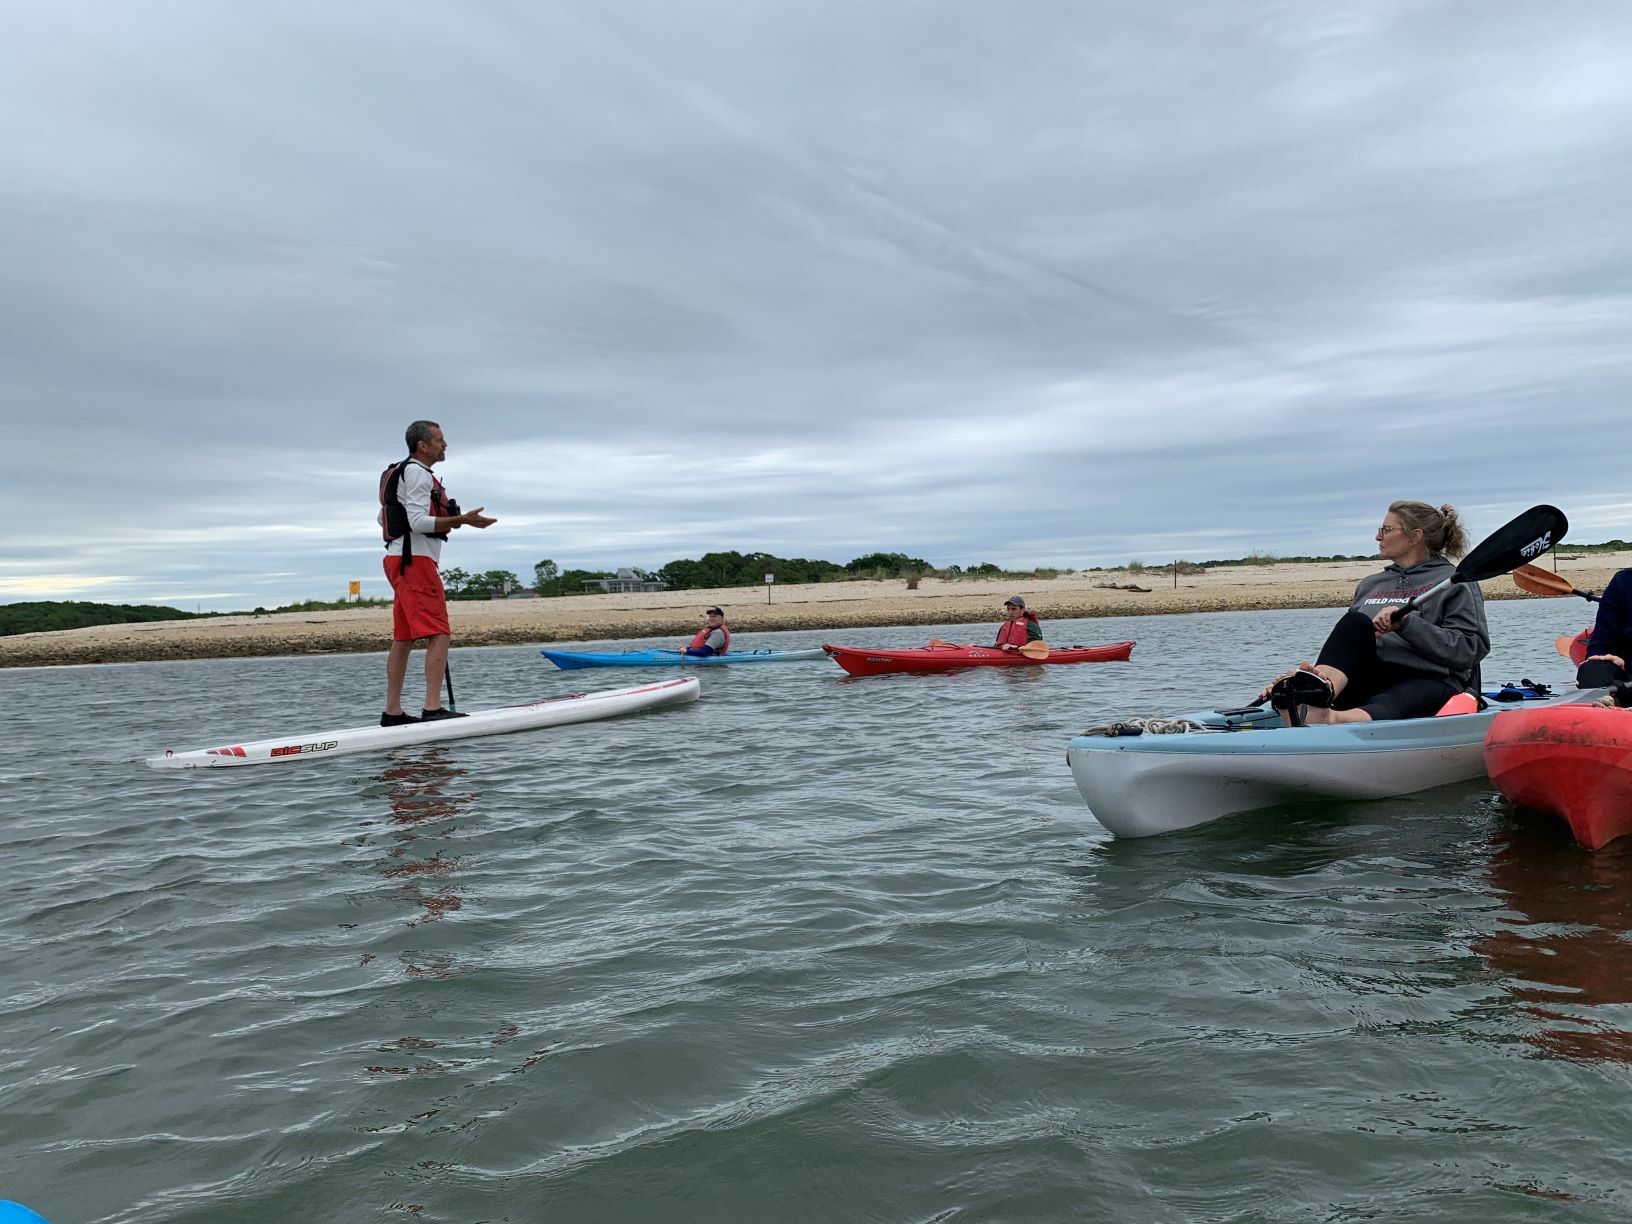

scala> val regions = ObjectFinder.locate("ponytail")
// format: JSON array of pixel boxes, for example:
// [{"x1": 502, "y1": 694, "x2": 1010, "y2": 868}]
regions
[{"x1": 1389, "y1": 500, "x2": 1468, "y2": 559}]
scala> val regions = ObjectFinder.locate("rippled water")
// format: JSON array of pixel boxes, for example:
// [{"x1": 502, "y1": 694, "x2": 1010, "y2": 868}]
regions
[{"x1": 4, "y1": 602, "x2": 1630, "y2": 1222}]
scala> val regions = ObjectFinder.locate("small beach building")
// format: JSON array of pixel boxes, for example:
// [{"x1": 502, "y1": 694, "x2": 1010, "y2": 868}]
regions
[{"x1": 582, "y1": 568, "x2": 667, "y2": 594}]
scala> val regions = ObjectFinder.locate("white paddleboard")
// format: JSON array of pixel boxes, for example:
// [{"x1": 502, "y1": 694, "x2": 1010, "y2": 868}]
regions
[{"x1": 147, "y1": 675, "x2": 700, "y2": 769}]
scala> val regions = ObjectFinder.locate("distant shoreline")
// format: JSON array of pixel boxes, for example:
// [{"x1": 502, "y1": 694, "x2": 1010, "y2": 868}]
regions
[{"x1": 3, "y1": 557, "x2": 1623, "y2": 669}]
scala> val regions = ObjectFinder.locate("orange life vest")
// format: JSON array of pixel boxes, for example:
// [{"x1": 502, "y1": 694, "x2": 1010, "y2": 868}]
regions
[
  {"x1": 995, "y1": 612, "x2": 1038, "y2": 647},
  {"x1": 688, "y1": 623, "x2": 731, "y2": 655}
]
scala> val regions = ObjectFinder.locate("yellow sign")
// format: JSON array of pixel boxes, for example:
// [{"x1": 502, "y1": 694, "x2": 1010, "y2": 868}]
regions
[{"x1": 348, "y1": 580, "x2": 361, "y2": 597}]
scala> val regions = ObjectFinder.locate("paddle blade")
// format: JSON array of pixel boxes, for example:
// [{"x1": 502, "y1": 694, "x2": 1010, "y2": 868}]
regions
[
  {"x1": 1556, "y1": 629, "x2": 1591, "y2": 666},
  {"x1": 1454, "y1": 504, "x2": 1568, "y2": 583},
  {"x1": 1018, "y1": 640, "x2": 1050, "y2": 659},
  {"x1": 1512, "y1": 562, "x2": 1573, "y2": 598}
]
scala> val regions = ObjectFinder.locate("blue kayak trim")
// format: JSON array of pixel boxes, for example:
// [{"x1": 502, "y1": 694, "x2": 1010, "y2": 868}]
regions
[{"x1": 541, "y1": 648, "x2": 826, "y2": 669}]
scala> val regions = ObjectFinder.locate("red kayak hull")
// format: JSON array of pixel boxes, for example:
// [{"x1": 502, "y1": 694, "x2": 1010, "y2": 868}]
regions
[
  {"x1": 822, "y1": 641, "x2": 1135, "y2": 677},
  {"x1": 1484, "y1": 704, "x2": 1632, "y2": 850}
]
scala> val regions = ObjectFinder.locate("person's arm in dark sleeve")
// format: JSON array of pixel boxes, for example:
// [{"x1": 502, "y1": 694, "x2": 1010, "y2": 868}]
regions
[
  {"x1": 1587, "y1": 571, "x2": 1632, "y2": 659},
  {"x1": 1394, "y1": 584, "x2": 1489, "y2": 673}
]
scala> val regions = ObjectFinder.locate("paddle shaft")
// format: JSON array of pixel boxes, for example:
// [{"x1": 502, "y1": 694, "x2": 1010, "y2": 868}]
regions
[
  {"x1": 1396, "y1": 576, "x2": 1451, "y2": 618},
  {"x1": 927, "y1": 637, "x2": 1048, "y2": 657},
  {"x1": 445, "y1": 662, "x2": 456, "y2": 712}
]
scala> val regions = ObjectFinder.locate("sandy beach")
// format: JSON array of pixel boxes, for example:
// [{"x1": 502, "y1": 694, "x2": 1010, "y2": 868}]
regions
[{"x1": 3, "y1": 555, "x2": 1623, "y2": 668}]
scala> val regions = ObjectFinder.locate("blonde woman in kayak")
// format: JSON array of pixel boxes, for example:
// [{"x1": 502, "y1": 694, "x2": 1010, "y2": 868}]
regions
[{"x1": 1256, "y1": 502, "x2": 1490, "y2": 725}]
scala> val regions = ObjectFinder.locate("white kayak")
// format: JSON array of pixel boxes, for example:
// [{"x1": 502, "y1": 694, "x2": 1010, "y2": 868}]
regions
[
  {"x1": 1065, "y1": 691, "x2": 1596, "y2": 838},
  {"x1": 147, "y1": 675, "x2": 700, "y2": 769}
]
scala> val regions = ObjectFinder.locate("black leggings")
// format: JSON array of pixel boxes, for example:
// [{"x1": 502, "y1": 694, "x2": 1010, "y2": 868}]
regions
[
  {"x1": 1578, "y1": 658, "x2": 1629, "y2": 688},
  {"x1": 1315, "y1": 610, "x2": 1460, "y2": 722}
]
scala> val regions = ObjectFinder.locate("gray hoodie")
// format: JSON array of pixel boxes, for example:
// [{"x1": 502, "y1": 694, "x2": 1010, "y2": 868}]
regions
[{"x1": 1349, "y1": 556, "x2": 1490, "y2": 692}]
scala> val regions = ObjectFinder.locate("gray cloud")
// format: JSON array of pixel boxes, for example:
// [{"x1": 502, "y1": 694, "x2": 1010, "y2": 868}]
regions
[{"x1": 5, "y1": 0, "x2": 1632, "y2": 607}]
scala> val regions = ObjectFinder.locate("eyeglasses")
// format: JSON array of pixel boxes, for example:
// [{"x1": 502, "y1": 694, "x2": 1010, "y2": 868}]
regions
[{"x1": 1376, "y1": 525, "x2": 1406, "y2": 538}]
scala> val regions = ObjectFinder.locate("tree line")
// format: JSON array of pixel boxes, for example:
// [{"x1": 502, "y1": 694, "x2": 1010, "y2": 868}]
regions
[
  {"x1": 0, "y1": 601, "x2": 208, "y2": 637},
  {"x1": 507, "y1": 551, "x2": 943, "y2": 598},
  {"x1": 465, "y1": 539, "x2": 1632, "y2": 599},
  {"x1": 435, "y1": 551, "x2": 988, "y2": 598}
]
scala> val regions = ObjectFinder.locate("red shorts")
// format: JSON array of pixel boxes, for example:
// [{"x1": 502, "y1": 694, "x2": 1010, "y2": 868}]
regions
[{"x1": 384, "y1": 555, "x2": 450, "y2": 642}]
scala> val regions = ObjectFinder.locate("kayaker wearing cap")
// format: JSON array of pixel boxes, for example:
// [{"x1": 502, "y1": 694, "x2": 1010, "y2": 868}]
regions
[
  {"x1": 995, "y1": 597, "x2": 1043, "y2": 651},
  {"x1": 1255, "y1": 501, "x2": 1490, "y2": 725},
  {"x1": 1578, "y1": 569, "x2": 1632, "y2": 690},
  {"x1": 683, "y1": 607, "x2": 732, "y2": 657}
]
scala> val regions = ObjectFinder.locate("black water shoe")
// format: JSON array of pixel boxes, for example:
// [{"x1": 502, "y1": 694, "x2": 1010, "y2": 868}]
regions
[
  {"x1": 420, "y1": 707, "x2": 468, "y2": 721},
  {"x1": 1268, "y1": 669, "x2": 1336, "y2": 727},
  {"x1": 380, "y1": 712, "x2": 420, "y2": 727}
]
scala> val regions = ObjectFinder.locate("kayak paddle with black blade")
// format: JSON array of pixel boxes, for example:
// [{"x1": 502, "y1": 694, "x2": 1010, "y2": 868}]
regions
[{"x1": 1391, "y1": 503, "x2": 1568, "y2": 625}]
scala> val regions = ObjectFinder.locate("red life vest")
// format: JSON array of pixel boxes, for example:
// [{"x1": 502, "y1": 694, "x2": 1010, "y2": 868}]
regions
[
  {"x1": 689, "y1": 623, "x2": 731, "y2": 655},
  {"x1": 379, "y1": 458, "x2": 456, "y2": 568},
  {"x1": 995, "y1": 612, "x2": 1038, "y2": 647}
]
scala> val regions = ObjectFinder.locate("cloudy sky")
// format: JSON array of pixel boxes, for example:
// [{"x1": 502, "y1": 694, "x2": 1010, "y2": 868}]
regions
[{"x1": 6, "y1": 0, "x2": 1632, "y2": 610}]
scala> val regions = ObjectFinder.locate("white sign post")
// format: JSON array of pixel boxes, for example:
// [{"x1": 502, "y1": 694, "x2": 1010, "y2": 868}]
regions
[{"x1": 765, "y1": 573, "x2": 775, "y2": 604}]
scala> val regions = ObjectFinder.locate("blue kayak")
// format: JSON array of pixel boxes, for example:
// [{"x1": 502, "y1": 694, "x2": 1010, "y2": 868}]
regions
[
  {"x1": 541, "y1": 647, "x2": 826, "y2": 670},
  {"x1": 1068, "y1": 687, "x2": 1581, "y2": 839}
]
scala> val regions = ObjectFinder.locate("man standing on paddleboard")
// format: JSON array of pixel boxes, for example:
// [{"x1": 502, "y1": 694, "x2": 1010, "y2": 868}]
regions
[{"x1": 379, "y1": 420, "x2": 496, "y2": 726}]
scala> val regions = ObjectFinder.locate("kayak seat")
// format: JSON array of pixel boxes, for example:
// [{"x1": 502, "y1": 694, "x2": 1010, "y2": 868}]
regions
[{"x1": 1434, "y1": 692, "x2": 1481, "y2": 717}]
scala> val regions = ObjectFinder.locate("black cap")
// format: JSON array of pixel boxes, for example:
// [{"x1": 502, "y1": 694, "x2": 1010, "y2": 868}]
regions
[{"x1": 705, "y1": 607, "x2": 724, "y2": 616}]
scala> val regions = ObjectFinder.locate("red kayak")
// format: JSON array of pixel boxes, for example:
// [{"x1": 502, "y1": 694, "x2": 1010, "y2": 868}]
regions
[
  {"x1": 822, "y1": 640, "x2": 1135, "y2": 677},
  {"x1": 1485, "y1": 703, "x2": 1632, "y2": 850}
]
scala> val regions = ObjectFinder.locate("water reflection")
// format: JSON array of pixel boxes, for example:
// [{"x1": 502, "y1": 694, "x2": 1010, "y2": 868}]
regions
[
  {"x1": 368, "y1": 752, "x2": 476, "y2": 933},
  {"x1": 355, "y1": 751, "x2": 507, "y2": 1191},
  {"x1": 1081, "y1": 800, "x2": 1359, "y2": 881},
  {"x1": 1478, "y1": 819, "x2": 1632, "y2": 1063}
]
